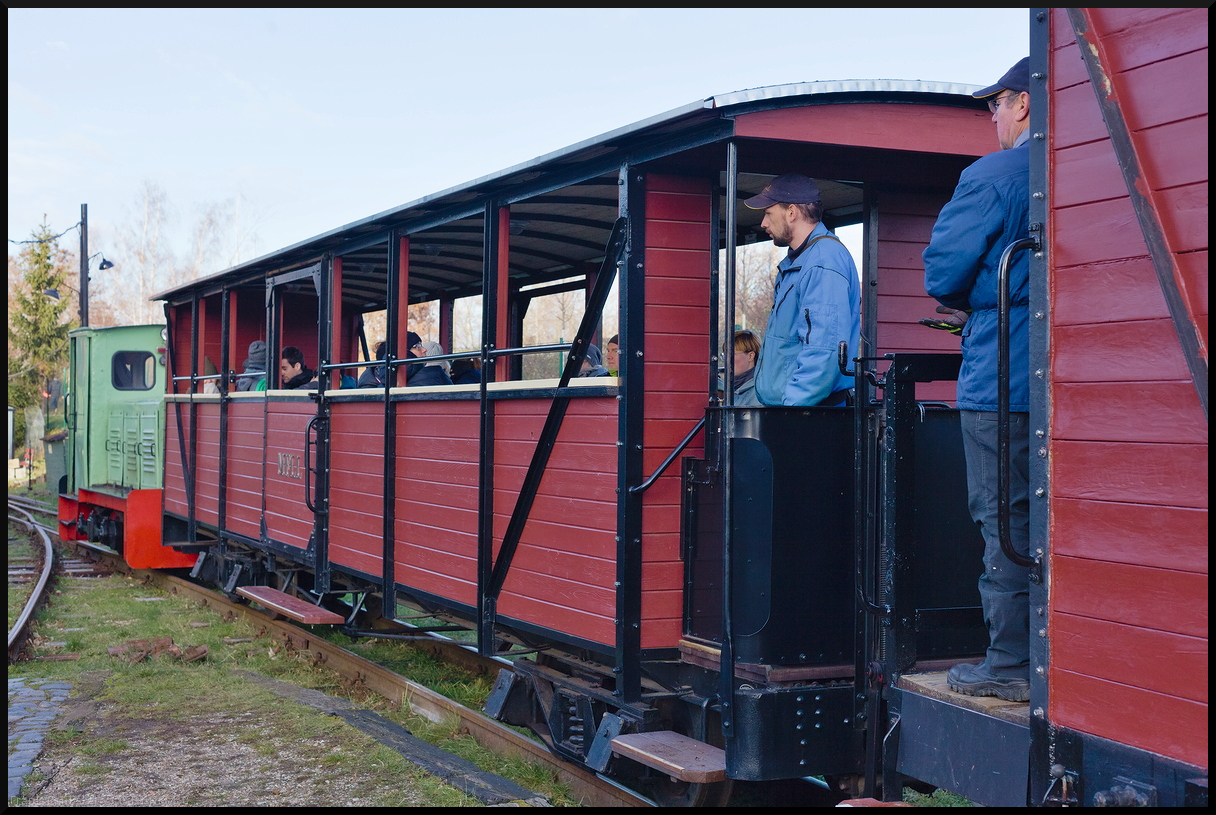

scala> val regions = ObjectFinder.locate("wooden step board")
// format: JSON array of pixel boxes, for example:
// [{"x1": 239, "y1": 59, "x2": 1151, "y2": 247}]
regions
[
  {"x1": 610, "y1": 731, "x2": 727, "y2": 783},
  {"x1": 236, "y1": 586, "x2": 346, "y2": 625}
]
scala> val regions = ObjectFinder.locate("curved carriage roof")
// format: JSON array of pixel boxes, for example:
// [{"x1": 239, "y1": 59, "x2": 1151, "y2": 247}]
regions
[{"x1": 155, "y1": 80, "x2": 982, "y2": 306}]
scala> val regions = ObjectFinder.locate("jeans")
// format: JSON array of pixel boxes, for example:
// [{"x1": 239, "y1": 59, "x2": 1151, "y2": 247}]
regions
[{"x1": 960, "y1": 410, "x2": 1031, "y2": 677}]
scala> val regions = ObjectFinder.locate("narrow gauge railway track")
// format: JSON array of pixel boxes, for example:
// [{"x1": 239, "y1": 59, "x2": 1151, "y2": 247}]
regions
[
  {"x1": 33, "y1": 527, "x2": 652, "y2": 808},
  {"x1": 8, "y1": 501, "x2": 58, "y2": 663}
]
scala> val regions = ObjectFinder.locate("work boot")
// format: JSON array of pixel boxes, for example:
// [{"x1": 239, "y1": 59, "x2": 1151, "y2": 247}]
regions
[{"x1": 946, "y1": 661, "x2": 1030, "y2": 702}]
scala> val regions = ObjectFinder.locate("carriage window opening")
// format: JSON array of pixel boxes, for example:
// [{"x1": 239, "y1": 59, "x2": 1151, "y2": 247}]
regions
[
  {"x1": 522, "y1": 279, "x2": 588, "y2": 380},
  {"x1": 112, "y1": 351, "x2": 155, "y2": 390}
]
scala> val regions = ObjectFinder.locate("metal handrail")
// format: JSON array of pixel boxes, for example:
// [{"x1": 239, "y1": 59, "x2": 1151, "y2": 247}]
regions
[
  {"x1": 997, "y1": 237, "x2": 1038, "y2": 570},
  {"x1": 628, "y1": 417, "x2": 706, "y2": 494}
]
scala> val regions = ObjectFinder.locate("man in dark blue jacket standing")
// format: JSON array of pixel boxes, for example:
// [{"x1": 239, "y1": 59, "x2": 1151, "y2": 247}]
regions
[{"x1": 924, "y1": 57, "x2": 1032, "y2": 702}]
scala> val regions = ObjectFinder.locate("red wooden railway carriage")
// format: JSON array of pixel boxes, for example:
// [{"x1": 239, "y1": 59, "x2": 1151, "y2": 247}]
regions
[{"x1": 150, "y1": 11, "x2": 1207, "y2": 802}]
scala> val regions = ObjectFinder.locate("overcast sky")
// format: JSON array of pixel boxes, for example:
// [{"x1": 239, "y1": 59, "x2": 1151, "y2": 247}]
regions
[{"x1": 8, "y1": 8, "x2": 1029, "y2": 270}]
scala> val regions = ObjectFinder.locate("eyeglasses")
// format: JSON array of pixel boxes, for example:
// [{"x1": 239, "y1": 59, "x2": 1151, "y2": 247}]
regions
[{"x1": 987, "y1": 93, "x2": 1015, "y2": 113}]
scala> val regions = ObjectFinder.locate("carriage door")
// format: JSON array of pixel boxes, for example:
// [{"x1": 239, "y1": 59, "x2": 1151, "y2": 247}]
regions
[{"x1": 260, "y1": 264, "x2": 325, "y2": 562}]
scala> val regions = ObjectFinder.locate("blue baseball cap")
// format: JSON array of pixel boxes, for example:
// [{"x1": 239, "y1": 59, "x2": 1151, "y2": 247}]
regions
[
  {"x1": 744, "y1": 174, "x2": 821, "y2": 209},
  {"x1": 974, "y1": 57, "x2": 1030, "y2": 99}
]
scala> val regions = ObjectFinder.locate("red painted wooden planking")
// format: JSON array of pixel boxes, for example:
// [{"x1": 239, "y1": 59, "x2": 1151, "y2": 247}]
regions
[
  {"x1": 328, "y1": 543, "x2": 381, "y2": 576},
  {"x1": 647, "y1": 190, "x2": 714, "y2": 221},
  {"x1": 1051, "y1": 80, "x2": 1111, "y2": 150},
  {"x1": 1051, "y1": 320, "x2": 1192, "y2": 383},
  {"x1": 645, "y1": 221, "x2": 710, "y2": 252},
  {"x1": 1051, "y1": 198, "x2": 1148, "y2": 270},
  {"x1": 1051, "y1": 439, "x2": 1208, "y2": 509},
  {"x1": 1115, "y1": 51, "x2": 1208, "y2": 134},
  {"x1": 1134, "y1": 117, "x2": 1209, "y2": 192},
  {"x1": 646, "y1": 277, "x2": 711, "y2": 309},
  {"x1": 1051, "y1": 382, "x2": 1206, "y2": 444},
  {"x1": 1086, "y1": 8, "x2": 1208, "y2": 73},
  {"x1": 733, "y1": 104, "x2": 993, "y2": 158},
  {"x1": 1049, "y1": 34, "x2": 1090, "y2": 89},
  {"x1": 1050, "y1": 256, "x2": 1167, "y2": 325},
  {"x1": 1050, "y1": 668, "x2": 1207, "y2": 768},
  {"x1": 1052, "y1": 140, "x2": 1132, "y2": 209},
  {"x1": 1051, "y1": 612, "x2": 1207, "y2": 703},
  {"x1": 1052, "y1": 555, "x2": 1207, "y2": 639},
  {"x1": 1154, "y1": 182, "x2": 1209, "y2": 255}
]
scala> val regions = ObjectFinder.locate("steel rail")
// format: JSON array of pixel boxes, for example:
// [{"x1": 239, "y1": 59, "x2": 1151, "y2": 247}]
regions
[
  {"x1": 54, "y1": 539, "x2": 651, "y2": 807},
  {"x1": 8, "y1": 508, "x2": 56, "y2": 663}
]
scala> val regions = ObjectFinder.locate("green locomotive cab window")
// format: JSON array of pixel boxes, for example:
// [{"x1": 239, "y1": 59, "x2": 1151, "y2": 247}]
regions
[{"x1": 112, "y1": 351, "x2": 155, "y2": 390}]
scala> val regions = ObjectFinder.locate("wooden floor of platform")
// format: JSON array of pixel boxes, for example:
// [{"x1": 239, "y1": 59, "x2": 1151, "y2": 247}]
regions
[{"x1": 897, "y1": 671, "x2": 1030, "y2": 725}]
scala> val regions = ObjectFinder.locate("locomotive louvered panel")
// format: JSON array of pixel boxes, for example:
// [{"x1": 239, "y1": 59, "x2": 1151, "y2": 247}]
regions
[
  {"x1": 138, "y1": 410, "x2": 160, "y2": 490},
  {"x1": 122, "y1": 413, "x2": 140, "y2": 488},
  {"x1": 106, "y1": 412, "x2": 123, "y2": 486}
]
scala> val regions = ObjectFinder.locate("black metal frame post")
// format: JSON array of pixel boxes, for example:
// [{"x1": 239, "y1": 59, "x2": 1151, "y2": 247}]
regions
[
  {"x1": 314, "y1": 253, "x2": 334, "y2": 592},
  {"x1": 381, "y1": 232, "x2": 401, "y2": 608},
  {"x1": 719, "y1": 141, "x2": 739, "y2": 739},
  {"x1": 614, "y1": 163, "x2": 647, "y2": 703},
  {"x1": 217, "y1": 287, "x2": 230, "y2": 540},
  {"x1": 477, "y1": 202, "x2": 502, "y2": 651},
  {"x1": 1027, "y1": 10, "x2": 1057, "y2": 803}
]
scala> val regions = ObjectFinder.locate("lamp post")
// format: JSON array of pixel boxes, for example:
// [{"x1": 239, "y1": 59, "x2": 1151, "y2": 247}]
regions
[{"x1": 79, "y1": 203, "x2": 90, "y2": 327}]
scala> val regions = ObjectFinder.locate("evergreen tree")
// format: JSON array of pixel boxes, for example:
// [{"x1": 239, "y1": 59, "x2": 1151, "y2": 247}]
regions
[{"x1": 8, "y1": 219, "x2": 76, "y2": 449}]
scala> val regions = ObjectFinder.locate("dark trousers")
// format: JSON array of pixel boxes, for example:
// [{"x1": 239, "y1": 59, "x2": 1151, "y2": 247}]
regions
[{"x1": 960, "y1": 410, "x2": 1031, "y2": 677}]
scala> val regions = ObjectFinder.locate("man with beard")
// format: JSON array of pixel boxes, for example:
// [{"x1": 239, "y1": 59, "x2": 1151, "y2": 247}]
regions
[{"x1": 744, "y1": 174, "x2": 860, "y2": 406}]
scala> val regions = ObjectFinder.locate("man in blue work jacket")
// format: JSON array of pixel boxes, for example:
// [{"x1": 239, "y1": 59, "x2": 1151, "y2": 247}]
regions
[
  {"x1": 745, "y1": 174, "x2": 860, "y2": 407},
  {"x1": 924, "y1": 57, "x2": 1033, "y2": 703}
]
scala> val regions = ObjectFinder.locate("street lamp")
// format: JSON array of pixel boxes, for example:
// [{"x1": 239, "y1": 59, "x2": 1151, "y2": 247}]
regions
[{"x1": 43, "y1": 253, "x2": 112, "y2": 323}]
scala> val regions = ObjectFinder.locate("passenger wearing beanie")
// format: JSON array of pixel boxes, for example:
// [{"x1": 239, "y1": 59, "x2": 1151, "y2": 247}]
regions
[
  {"x1": 578, "y1": 344, "x2": 610, "y2": 377},
  {"x1": 235, "y1": 340, "x2": 267, "y2": 392},
  {"x1": 408, "y1": 341, "x2": 454, "y2": 387}
]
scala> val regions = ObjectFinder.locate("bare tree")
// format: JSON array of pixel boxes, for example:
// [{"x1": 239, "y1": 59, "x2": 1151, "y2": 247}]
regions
[
  {"x1": 721, "y1": 241, "x2": 780, "y2": 335},
  {"x1": 97, "y1": 180, "x2": 178, "y2": 326}
]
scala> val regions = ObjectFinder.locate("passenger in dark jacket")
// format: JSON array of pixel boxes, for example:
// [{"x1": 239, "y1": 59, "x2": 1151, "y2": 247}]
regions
[
  {"x1": 578, "y1": 344, "x2": 610, "y2": 377},
  {"x1": 449, "y1": 357, "x2": 482, "y2": 385},
  {"x1": 235, "y1": 340, "x2": 267, "y2": 392},
  {"x1": 408, "y1": 341, "x2": 454, "y2": 387},
  {"x1": 279, "y1": 346, "x2": 317, "y2": 390},
  {"x1": 358, "y1": 332, "x2": 422, "y2": 388}
]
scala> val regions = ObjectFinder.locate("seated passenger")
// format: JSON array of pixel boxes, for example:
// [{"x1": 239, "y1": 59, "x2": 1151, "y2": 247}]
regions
[
  {"x1": 279, "y1": 346, "x2": 318, "y2": 390},
  {"x1": 357, "y1": 341, "x2": 389, "y2": 388},
  {"x1": 234, "y1": 341, "x2": 267, "y2": 392},
  {"x1": 358, "y1": 332, "x2": 422, "y2": 388},
  {"x1": 408, "y1": 341, "x2": 454, "y2": 387},
  {"x1": 203, "y1": 357, "x2": 221, "y2": 394},
  {"x1": 732, "y1": 329, "x2": 762, "y2": 407},
  {"x1": 605, "y1": 334, "x2": 620, "y2": 376},
  {"x1": 578, "y1": 344, "x2": 610, "y2": 377},
  {"x1": 449, "y1": 356, "x2": 482, "y2": 385}
]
